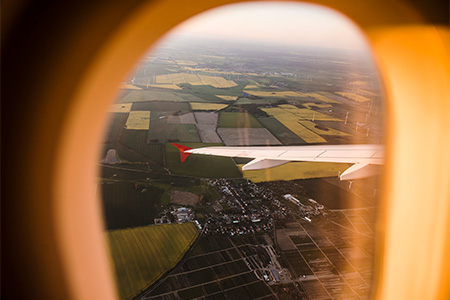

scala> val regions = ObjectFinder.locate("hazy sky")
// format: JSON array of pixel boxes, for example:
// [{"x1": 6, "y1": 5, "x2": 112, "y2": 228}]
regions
[{"x1": 165, "y1": 2, "x2": 370, "y2": 51}]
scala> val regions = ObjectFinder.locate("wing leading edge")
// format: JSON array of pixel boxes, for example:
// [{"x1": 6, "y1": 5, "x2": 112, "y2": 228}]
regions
[{"x1": 172, "y1": 143, "x2": 384, "y2": 180}]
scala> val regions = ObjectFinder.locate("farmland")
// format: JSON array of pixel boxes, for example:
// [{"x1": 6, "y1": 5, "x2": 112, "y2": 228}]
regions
[
  {"x1": 125, "y1": 111, "x2": 150, "y2": 130},
  {"x1": 120, "y1": 130, "x2": 164, "y2": 164},
  {"x1": 155, "y1": 72, "x2": 237, "y2": 88},
  {"x1": 257, "y1": 116, "x2": 307, "y2": 145},
  {"x1": 217, "y1": 128, "x2": 282, "y2": 146},
  {"x1": 336, "y1": 92, "x2": 371, "y2": 102},
  {"x1": 107, "y1": 223, "x2": 199, "y2": 300},
  {"x1": 101, "y1": 34, "x2": 383, "y2": 300},
  {"x1": 190, "y1": 102, "x2": 229, "y2": 111},
  {"x1": 101, "y1": 182, "x2": 166, "y2": 229},
  {"x1": 110, "y1": 103, "x2": 132, "y2": 113},
  {"x1": 217, "y1": 112, "x2": 263, "y2": 128},
  {"x1": 147, "y1": 84, "x2": 182, "y2": 90},
  {"x1": 215, "y1": 95, "x2": 237, "y2": 101},
  {"x1": 261, "y1": 109, "x2": 327, "y2": 143}
]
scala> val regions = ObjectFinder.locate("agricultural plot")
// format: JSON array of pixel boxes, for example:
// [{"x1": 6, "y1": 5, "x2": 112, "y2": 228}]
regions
[
  {"x1": 167, "y1": 112, "x2": 196, "y2": 125},
  {"x1": 260, "y1": 108, "x2": 326, "y2": 143},
  {"x1": 238, "y1": 161, "x2": 350, "y2": 183},
  {"x1": 234, "y1": 97, "x2": 280, "y2": 105},
  {"x1": 175, "y1": 92, "x2": 212, "y2": 103},
  {"x1": 190, "y1": 102, "x2": 229, "y2": 111},
  {"x1": 175, "y1": 60, "x2": 198, "y2": 66},
  {"x1": 194, "y1": 112, "x2": 219, "y2": 125},
  {"x1": 109, "y1": 103, "x2": 132, "y2": 113},
  {"x1": 196, "y1": 124, "x2": 222, "y2": 143},
  {"x1": 148, "y1": 122, "x2": 201, "y2": 143},
  {"x1": 302, "y1": 102, "x2": 332, "y2": 109},
  {"x1": 118, "y1": 90, "x2": 187, "y2": 103},
  {"x1": 107, "y1": 223, "x2": 199, "y2": 300},
  {"x1": 243, "y1": 84, "x2": 260, "y2": 89},
  {"x1": 165, "y1": 143, "x2": 242, "y2": 178},
  {"x1": 131, "y1": 101, "x2": 190, "y2": 112},
  {"x1": 217, "y1": 112, "x2": 263, "y2": 128},
  {"x1": 155, "y1": 73, "x2": 237, "y2": 88},
  {"x1": 336, "y1": 92, "x2": 371, "y2": 102},
  {"x1": 104, "y1": 113, "x2": 128, "y2": 143},
  {"x1": 101, "y1": 182, "x2": 165, "y2": 230},
  {"x1": 243, "y1": 90, "x2": 301, "y2": 98},
  {"x1": 119, "y1": 130, "x2": 164, "y2": 164},
  {"x1": 147, "y1": 84, "x2": 182, "y2": 90},
  {"x1": 257, "y1": 117, "x2": 307, "y2": 145},
  {"x1": 215, "y1": 95, "x2": 237, "y2": 101},
  {"x1": 143, "y1": 235, "x2": 275, "y2": 300},
  {"x1": 277, "y1": 104, "x2": 342, "y2": 121},
  {"x1": 299, "y1": 120, "x2": 350, "y2": 137},
  {"x1": 217, "y1": 128, "x2": 281, "y2": 146},
  {"x1": 125, "y1": 111, "x2": 150, "y2": 130},
  {"x1": 297, "y1": 92, "x2": 340, "y2": 104}
]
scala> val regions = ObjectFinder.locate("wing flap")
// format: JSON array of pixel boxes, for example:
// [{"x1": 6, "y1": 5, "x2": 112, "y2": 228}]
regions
[
  {"x1": 340, "y1": 163, "x2": 382, "y2": 180},
  {"x1": 242, "y1": 158, "x2": 290, "y2": 171}
]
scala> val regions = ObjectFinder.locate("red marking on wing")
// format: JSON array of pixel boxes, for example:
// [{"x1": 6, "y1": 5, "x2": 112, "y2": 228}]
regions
[{"x1": 172, "y1": 143, "x2": 193, "y2": 162}]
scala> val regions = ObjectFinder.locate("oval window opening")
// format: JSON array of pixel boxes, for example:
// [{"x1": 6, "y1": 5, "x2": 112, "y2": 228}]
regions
[{"x1": 101, "y1": 2, "x2": 384, "y2": 299}]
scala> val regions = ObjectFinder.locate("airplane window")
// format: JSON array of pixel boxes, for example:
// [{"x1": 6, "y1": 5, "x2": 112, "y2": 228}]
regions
[{"x1": 100, "y1": 2, "x2": 384, "y2": 299}]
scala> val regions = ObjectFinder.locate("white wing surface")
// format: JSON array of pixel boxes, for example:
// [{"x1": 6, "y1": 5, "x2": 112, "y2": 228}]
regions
[{"x1": 172, "y1": 143, "x2": 384, "y2": 180}]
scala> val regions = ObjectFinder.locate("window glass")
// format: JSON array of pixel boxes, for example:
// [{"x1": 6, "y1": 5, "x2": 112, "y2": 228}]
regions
[{"x1": 101, "y1": 2, "x2": 384, "y2": 299}]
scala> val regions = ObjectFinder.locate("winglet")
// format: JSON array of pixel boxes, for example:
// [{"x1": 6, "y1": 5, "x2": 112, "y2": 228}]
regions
[{"x1": 172, "y1": 143, "x2": 193, "y2": 162}]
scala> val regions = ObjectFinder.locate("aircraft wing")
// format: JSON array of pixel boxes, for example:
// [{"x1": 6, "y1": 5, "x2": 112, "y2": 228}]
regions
[{"x1": 173, "y1": 143, "x2": 383, "y2": 180}]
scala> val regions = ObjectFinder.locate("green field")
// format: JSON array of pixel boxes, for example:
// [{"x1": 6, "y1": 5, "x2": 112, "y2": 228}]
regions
[
  {"x1": 101, "y1": 182, "x2": 165, "y2": 230},
  {"x1": 148, "y1": 122, "x2": 201, "y2": 143},
  {"x1": 104, "y1": 113, "x2": 128, "y2": 143},
  {"x1": 217, "y1": 112, "x2": 263, "y2": 128},
  {"x1": 257, "y1": 116, "x2": 306, "y2": 145},
  {"x1": 120, "y1": 130, "x2": 164, "y2": 164},
  {"x1": 107, "y1": 223, "x2": 199, "y2": 299},
  {"x1": 165, "y1": 143, "x2": 242, "y2": 178}
]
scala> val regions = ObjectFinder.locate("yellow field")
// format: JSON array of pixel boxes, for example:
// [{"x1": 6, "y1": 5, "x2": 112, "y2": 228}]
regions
[
  {"x1": 336, "y1": 92, "x2": 371, "y2": 102},
  {"x1": 190, "y1": 102, "x2": 229, "y2": 110},
  {"x1": 148, "y1": 84, "x2": 182, "y2": 90},
  {"x1": 110, "y1": 103, "x2": 132, "y2": 113},
  {"x1": 296, "y1": 92, "x2": 339, "y2": 103},
  {"x1": 244, "y1": 85, "x2": 260, "y2": 89},
  {"x1": 125, "y1": 111, "x2": 150, "y2": 130},
  {"x1": 243, "y1": 90, "x2": 301, "y2": 98},
  {"x1": 121, "y1": 84, "x2": 142, "y2": 90},
  {"x1": 238, "y1": 162, "x2": 350, "y2": 182},
  {"x1": 349, "y1": 80, "x2": 368, "y2": 86},
  {"x1": 155, "y1": 74, "x2": 172, "y2": 84},
  {"x1": 302, "y1": 102, "x2": 332, "y2": 109},
  {"x1": 215, "y1": 95, "x2": 237, "y2": 101},
  {"x1": 261, "y1": 107, "x2": 326, "y2": 143},
  {"x1": 155, "y1": 73, "x2": 237, "y2": 88},
  {"x1": 298, "y1": 120, "x2": 350, "y2": 136},
  {"x1": 175, "y1": 60, "x2": 197, "y2": 66},
  {"x1": 108, "y1": 223, "x2": 199, "y2": 300},
  {"x1": 157, "y1": 59, "x2": 175, "y2": 64},
  {"x1": 201, "y1": 55, "x2": 225, "y2": 59},
  {"x1": 276, "y1": 105, "x2": 342, "y2": 121}
]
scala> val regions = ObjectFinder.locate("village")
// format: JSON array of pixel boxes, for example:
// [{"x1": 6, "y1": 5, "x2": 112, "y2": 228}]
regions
[{"x1": 154, "y1": 178, "x2": 326, "y2": 236}]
